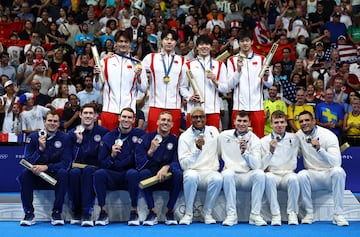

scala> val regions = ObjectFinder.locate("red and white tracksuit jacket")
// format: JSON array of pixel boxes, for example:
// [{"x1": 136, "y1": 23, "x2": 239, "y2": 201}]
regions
[
  {"x1": 100, "y1": 54, "x2": 148, "y2": 114},
  {"x1": 142, "y1": 52, "x2": 185, "y2": 109},
  {"x1": 180, "y1": 55, "x2": 228, "y2": 114},
  {"x1": 227, "y1": 52, "x2": 273, "y2": 111}
]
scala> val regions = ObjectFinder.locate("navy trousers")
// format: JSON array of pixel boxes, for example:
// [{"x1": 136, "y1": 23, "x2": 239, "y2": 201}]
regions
[{"x1": 17, "y1": 168, "x2": 68, "y2": 213}]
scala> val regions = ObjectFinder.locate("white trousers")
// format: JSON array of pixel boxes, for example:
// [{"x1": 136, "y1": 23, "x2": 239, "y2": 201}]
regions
[
  {"x1": 265, "y1": 172, "x2": 300, "y2": 215},
  {"x1": 183, "y1": 169, "x2": 223, "y2": 215},
  {"x1": 297, "y1": 167, "x2": 346, "y2": 215},
  {"x1": 222, "y1": 169, "x2": 265, "y2": 216}
]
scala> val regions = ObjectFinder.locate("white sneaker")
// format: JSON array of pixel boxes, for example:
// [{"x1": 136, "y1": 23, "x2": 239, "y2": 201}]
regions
[
  {"x1": 142, "y1": 211, "x2": 158, "y2": 226},
  {"x1": 271, "y1": 214, "x2": 281, "y2": 226},
  {"x1": 249, "y1": 213, "x2": 267, "y2": 226},
  {"x1": 222, "y1": 215, "x2": 238, "y2": 226},
  {"x1": 81, "y1": 214, "x2": 94, "y2": 227},
  {"x1": 179, "y1": 214, "x2": 193, "y2": 225},
  {"x1": 70, "y1": 218, "x2": 81, "y2": 225},
  {"x1": 332, "y1": 214, "x2": 349, "y2": 226},
  {"x1": 128, "y1": 211, "x2": 140, "y2": 226},
  {"x1": 301, "y1": 213, "x2": 314, "y2": 224},
  {"x1": 95, "y1": 211, "x2": 109, "y2": 226},
  {"x1": 203, "y1": 213, "x2": 216, "y2": 224},
  {"x1": 51, "y1": 210, "x2": 65, "y2": 226},
  {"x1": 20, "y1": 212, "x2": 35, "y2": 226},
  {"x1": 81, "y1": 219, "x2": 94, "y2": 227},
  {"x1": 165, "y1": 211, "x2": 178, "y2": 225},
  {"x1": 288, "y1": 212, "x2": 298, "y2": 225}
]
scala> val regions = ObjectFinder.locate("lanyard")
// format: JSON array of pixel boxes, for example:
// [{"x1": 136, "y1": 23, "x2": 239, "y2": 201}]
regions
[
  {"x1": 234, "y1": 130, "x2": 248, "y2": 137},
  {"x1": 238, "y1": 51, "x2": 255, "y2": 60},
  {"x1": 192, "y1": 126, "x2": 205, "y2": 137},
  {"x1": 115, "y1": 52, "x2": 141, "y2": 66},
  {"x1": 161, "y1": 54, "x2": 175, "y2": 77},
  {"x1": 117, "y1": 131, "x2": 130, "y2": 143},
  {"x1": 271, "y1": 132, "x2": 286, "y2": 142},
  {"x1": 197, "y1": 56, "x2": 212, "y2": 73}
]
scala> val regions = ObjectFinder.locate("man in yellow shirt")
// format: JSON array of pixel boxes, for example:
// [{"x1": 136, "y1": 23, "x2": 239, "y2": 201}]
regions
[
  {"x1": 264, "y1": 85, "x2": 288, "y2": 135},
  {"x1": 287, "y1": 88, "x2": 314, "y2": 132}
]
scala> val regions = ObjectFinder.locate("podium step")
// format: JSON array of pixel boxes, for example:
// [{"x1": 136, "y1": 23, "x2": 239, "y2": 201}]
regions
[{"x1": 0, "y1": 190, "x2": 359, "y2": 222}]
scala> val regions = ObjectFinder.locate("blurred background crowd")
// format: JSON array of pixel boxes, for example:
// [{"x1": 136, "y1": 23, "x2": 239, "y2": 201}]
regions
[{"x1": 0, "y1": 0, "x2": 359, "y2": 146}]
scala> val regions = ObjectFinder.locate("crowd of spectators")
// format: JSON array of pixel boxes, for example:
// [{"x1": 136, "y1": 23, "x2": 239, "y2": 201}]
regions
[{"x1": 0, "y1": 0, "x2": 359, "y2": 145}]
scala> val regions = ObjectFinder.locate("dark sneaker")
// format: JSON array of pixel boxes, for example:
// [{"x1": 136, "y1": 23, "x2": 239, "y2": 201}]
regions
[
  {"x1": 20, "y1": 211, "x2": 35, "y2": 226},
  {"x1": 95, "y1": 210, "x2": 109, "y2": 226},
  {"x1": 81, "y1": 214, "x2": 94, "y2": 227},
  {"x1": 143, "y1": 210, "x2": 158, "y2": 226},
  {"x1": 165, "y1": 211, "x2": 178, "y2": 225},
  {"x1": 70, "y1": 212, "x2": 81, "y2": 225},
  {"x1": 51, "y1": 210, "x2": 65, "y2": 226},
  {"x1": 128, "y1": 210, "x2": 140, "y2": 226}
]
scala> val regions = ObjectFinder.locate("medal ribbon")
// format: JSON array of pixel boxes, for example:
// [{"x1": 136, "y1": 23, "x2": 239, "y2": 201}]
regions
[
  {"x1": 197, "y1": 56, "x2": 212, "y2": 73},
  {"x1": 115, "y1": 52, "x2": 141, "y2": 66},
  {"x1": 162, "y1": 54, "x2": 175, "y2": 78}
]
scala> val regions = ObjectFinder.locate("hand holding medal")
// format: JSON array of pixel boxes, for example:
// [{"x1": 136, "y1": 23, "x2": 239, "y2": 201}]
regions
[
  {"x1": 134, "y1": 62, "x2": 142, "y2": 82},
  {"x1": 75, "y1": 125, "x2": 85, "y2": 143},
  {"x1": 111, "y1": 139, "x2": 123, "y2": 158}
]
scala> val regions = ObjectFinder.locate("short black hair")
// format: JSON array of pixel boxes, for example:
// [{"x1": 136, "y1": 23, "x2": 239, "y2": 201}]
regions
[
  {"x1": 235, "y1": 110, "x2": 250, "y2": 120},
  {"x1": 115, "y1": 30, "x2": 131, "y2": 42},
  {"x1": 196, "y1": 34, "x2": 212, "y2": 46},
  {"x1": 298, "y1": 110, "x2": 314, "y2": 119},
  {"x1": 161, "y1": 29, "x2": 178, "y2": 41},
  {"x1": 120, "y1": 107, "x2": 135, "y2": 115},
  {"x1": 81, "y1": 103, "x2": 96, "y2": 113},
  {"x1": 238, "y1": 30, "x2": 253, "y2": 41}
]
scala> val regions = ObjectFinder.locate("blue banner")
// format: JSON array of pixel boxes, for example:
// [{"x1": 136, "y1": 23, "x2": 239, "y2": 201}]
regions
[
  {"x1": 0, "y1": 145, "x2": 24, "y2": 192},
  {"x1": 342, "y1": 147, "x2": 360, "y2": 192}
]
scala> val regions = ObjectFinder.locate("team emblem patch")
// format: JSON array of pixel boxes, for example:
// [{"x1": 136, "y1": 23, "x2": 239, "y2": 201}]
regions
[
  {"x1": 167, "y1": 143, "x2": 173, "y2": 150},
  {"x1": 54, "y1": 141, "x2": 62, "y2": 148},
  {"x1": 132, "y1": 136, "x2": 138, "y2": 143},
  {"x1": 94, "y1": 134, "x2": 101, "y2": 142},
  {"x1": 25, "y1": 137, "x2": 31, "y2": 144}
]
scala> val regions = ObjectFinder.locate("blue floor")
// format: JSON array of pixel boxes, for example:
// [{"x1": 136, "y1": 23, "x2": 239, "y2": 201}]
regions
[{"x1": 1, "y1": 221, "x2": 360, "y2": 237}]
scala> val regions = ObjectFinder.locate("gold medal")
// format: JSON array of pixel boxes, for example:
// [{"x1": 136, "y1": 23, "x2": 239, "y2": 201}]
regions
[
  {"x1": 163, "y1": 76, "x2": 170, "y2": 83},
  {"x1": 205, "y1": 69, "x2": 212, "y2": 79},
  {"x1": 135, "y1": 62, "x2": 142, "y2": 70}
]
